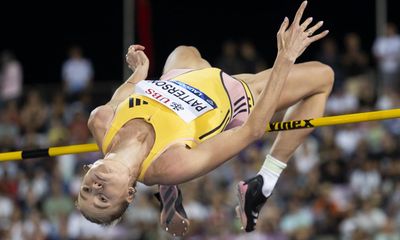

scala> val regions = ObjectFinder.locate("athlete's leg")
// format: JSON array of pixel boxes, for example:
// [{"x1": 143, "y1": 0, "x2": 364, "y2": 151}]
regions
[
  {"x1": 235, "y1": 61, "x2": 334, "y2": 232},
  {"x1": 162, "y1": 45, "x2": 211, "y2": 74},
  {"x1": 235, "y1": 61, "x2": 334, "y2": 161}
]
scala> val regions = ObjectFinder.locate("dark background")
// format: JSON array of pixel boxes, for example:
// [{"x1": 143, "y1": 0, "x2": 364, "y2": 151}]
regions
[{"x1": 0, "y1": 0, "x2": 399, "y2": 84}]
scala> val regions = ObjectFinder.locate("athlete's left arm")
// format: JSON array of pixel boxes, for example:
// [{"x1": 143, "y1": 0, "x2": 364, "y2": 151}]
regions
[
  {"x1": 106, "y1": 44, "x2": 149, "y2": 110},
  {"x1": 87, "y1": 45, "x2": 149, "y2": 148},
  {"x1": 153, "y1": 125, "x2": 256, "y2": 185}
]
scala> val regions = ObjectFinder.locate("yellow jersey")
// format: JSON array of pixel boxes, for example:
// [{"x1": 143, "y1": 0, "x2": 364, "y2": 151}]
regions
[{"x1": 102, "y1": 68, "x2": 254, "y2": 181}]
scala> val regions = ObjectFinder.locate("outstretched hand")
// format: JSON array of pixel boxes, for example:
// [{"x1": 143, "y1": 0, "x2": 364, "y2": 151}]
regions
[
  {"x1": 126, "y1": 44, "x2": 149, "y2": 74},
  {"x1": 277, "y1": 1, "x2": 329, "y2": 61}
]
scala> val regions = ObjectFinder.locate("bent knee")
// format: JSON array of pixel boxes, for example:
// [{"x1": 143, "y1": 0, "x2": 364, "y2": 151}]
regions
[
  {"x1": 172, "y1": 45, "x2": 202, "y2": 58},
  {"x1": 163, "y1": 45, "x2": 210, "y2": 73},
  {"x1": 309, "y1": 61, "x2": 335, "y2": 93}
]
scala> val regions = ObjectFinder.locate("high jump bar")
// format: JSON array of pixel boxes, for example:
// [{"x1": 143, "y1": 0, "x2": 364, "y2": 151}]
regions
[{"x1": 0, "y1": 108, "x2": 399, "y2": 162}]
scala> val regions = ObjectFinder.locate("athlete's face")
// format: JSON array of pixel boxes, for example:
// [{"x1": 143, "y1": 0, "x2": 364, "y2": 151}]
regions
[{"x1": 77, "y1": 159, "x2": 135, "y2": 219}]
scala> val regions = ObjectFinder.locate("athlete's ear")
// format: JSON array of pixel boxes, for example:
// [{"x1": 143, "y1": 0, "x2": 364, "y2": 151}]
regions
[{"x1": 126, "y1": 187, "x2": 136, "y2": 203}]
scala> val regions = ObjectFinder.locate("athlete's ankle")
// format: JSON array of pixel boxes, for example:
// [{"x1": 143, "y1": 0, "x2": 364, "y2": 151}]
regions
[{"x1": 257, "y1": 154, "x2": 287, "y2": 198}]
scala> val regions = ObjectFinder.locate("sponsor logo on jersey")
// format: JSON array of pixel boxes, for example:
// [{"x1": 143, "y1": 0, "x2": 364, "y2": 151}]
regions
[{"x1": 135, "y1": 80, "x2": 217, "y2": 122}]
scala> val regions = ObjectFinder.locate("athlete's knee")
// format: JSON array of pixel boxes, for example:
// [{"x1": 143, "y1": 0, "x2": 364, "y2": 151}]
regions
[
  {"x1": 310, "y1": 61, "x2": 335, "y2": 93},
  {"x1": 172, "y1": 45, "x2": 202, "y2": 58},
  {"x1": 164, "y1": 45, "x2": 211, "y2": 72}
]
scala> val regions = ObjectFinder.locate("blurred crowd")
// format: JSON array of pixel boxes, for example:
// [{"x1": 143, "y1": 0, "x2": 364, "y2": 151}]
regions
[{"x1": 0, "y1": 23, "x2": 400, "y2": 240}]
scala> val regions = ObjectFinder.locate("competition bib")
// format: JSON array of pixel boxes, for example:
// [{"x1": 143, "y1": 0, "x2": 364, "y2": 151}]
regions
[{"x1": 135, "y1": 80, "x2": 217, "y2": 123}]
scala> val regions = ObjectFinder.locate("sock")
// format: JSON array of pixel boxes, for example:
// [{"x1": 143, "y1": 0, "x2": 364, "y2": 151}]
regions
[{"x1": 257, "y1": 154, "x2": 287, "y2": 198}]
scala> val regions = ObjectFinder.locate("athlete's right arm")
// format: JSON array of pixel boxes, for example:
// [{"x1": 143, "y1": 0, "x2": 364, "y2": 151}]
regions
[
  {"x1": 87, "y1": 45, "x2": 149, "y2": 147},
  {"x1": 106, "y1": 44, "x2": 149, "y2": 110}
]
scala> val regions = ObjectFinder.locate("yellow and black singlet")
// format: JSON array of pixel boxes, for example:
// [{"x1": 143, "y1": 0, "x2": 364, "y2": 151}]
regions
[{"x1": 101, "y1": 68, "x2": 254, "y2": 181}]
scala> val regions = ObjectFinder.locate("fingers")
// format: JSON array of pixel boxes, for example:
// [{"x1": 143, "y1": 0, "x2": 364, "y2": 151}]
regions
[
  {"x1": 305, "y1": 20, "x2": 329, "y2": 42},
  {"x1": 129, "y1": 44, "x2": 145, "y2": 51},
  {"x1": 294, "y1": 1, "x2": 327, "y2": 40},
  {"x1": 136, "y1": 51, "x2": 149, "y2": 65},
  {"x1": 277, "y1": 17, "x2": 289, "y2": 36},
  {"x1": 305, "y1": 21, "x2": 324, "y2": 36},
  {"x1": 308, "y1": 30, "x2": 330, "y2": 43},
  {"x1": 300, "y1": 17, "x2": 313, "y2": 31},
  {"x1": 126, "y1": 44, "x2": 146, "y2": 62},
  {"x1": 277, "y1": 0, "x2": 327, "y2": 59},
  {"x1": 293, "y1": 1, "x2": 308, "y2": 25},
  {"x1": 126, "y1": 49, "x2": 149, "y2": 70}
]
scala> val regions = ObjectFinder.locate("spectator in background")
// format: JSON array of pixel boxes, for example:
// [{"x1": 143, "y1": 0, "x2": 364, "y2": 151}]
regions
[
  {"x1": 319, "y1": 146, "x2": 348, "y2": 185},
  {"x1": 350, "y1": 160, "x2": 381, "y2": 200},
  {"x1": 215, "y1": 39, "x2": 244, "y2": 75},
  {"x1": 280, "y1": 197, "x2": 314, "y2": 239},
  {"x1": 374, "y1": 219, "x2": 400, "y2": 240},
  {"x1": 239, "y1": 40, "x2": 268, "y2": 73},
  {"x1": 68, "y1": 109, "x2": 90, "y2": 144},
  {"x1": 372, "y1": 22, "x2": 400, "y2": 93},
  {"x1": 293, "y1": 136, "x2": 319, "y2": 176},
  {"x1": 49, "y1": 93, "x2": 68, "y2": 124},
  {"x1": 43, "y1": 180, "x2": 74, "y2": 232},
  {"x1": 61, "y1": 45, "x2": 94, "y2": 101},
  {"x1": 334, "y1": 124, "x2": 363, "y2": 157},
  {"x1": 0, "y1": 50, "x2": 23, "y2": 105},
  {"x1": 19, "y1": 89, "x2": 49, "y2": 134},
  {"x1": 341, "y1": 32, "x2": 370, "y2": 79},
  {"x1": 0, "y1": 100, "x2": 20, "y2": 150},
  {"x1": 315, "y1": 37, "x2": 344, "y2": 92},
  {"x1": 312, "y1": 184, "x2": 341, "y2": 236},
  {"x1": 355, "y1": 199, "x2": 387, "y2": 236},
  {"x1": 357, "y1": 78, "x2": 378, "y2": 110},
  {"x1": 0, "y1": 188, "x2": 14, "y2": 223},
  {"x1": 325, "y1": 84, "x2": 359, "y2": 115},
  {"x1": 376, "y1": 87, "x2": 400, "y2": 110}
]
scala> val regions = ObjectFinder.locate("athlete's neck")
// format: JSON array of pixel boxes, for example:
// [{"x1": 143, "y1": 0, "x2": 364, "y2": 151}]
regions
[{"x1": 104, "y1": 120, "x2": 155, "y2": 179}]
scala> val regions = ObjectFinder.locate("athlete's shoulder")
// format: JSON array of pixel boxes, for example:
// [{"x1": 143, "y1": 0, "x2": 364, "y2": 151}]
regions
[
  {"x1": 204, "y1": 67, "x2": 222, "y2": 72},
  {"x1": 88, "y1": 105, "x2": 114, "y2": 126},
  {"x1": 192, "y1": 67, "x2": 224, "y2": 76},
  {"x1": 206, "y1": 67, "x2": 232, "y2": 75}
]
